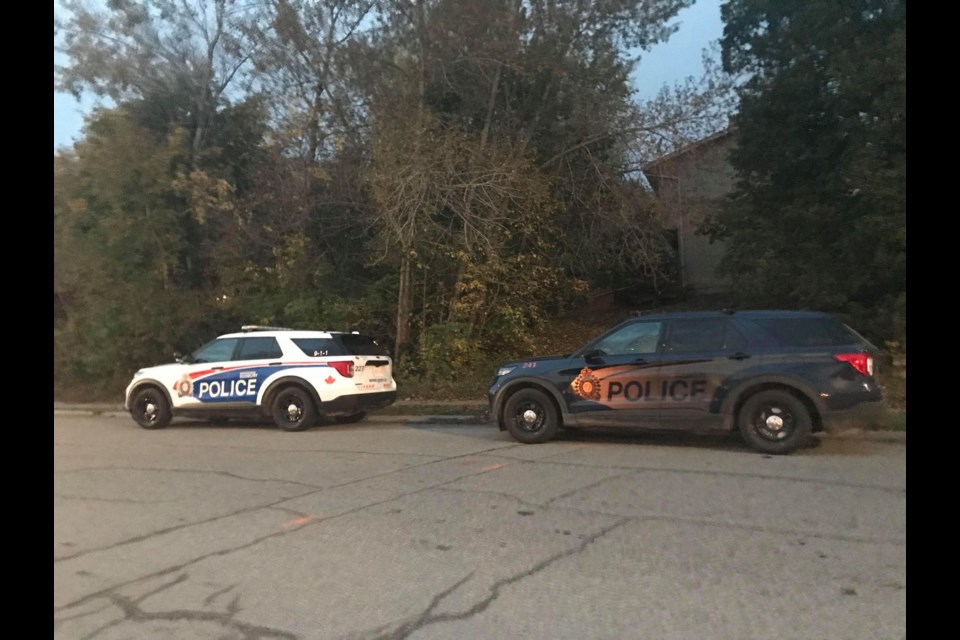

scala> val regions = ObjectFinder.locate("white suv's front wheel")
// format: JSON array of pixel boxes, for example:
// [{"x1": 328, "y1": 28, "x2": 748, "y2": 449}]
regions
[{"x1": 131, "y1": 387, "x2": 172, "y2": 430}]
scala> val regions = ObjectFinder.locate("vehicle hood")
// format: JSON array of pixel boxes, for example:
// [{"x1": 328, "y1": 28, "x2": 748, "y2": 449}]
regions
[{"x1": 134, "y1": 362, "x2": 184, "y2": 378}]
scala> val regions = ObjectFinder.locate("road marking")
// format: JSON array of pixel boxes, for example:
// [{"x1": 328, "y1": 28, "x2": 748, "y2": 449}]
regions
[{"x1": 282, "y1": 516, "x2": 316, "y2": 529}]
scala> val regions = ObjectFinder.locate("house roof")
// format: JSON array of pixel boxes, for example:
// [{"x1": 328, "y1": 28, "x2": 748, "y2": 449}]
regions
[{"x1": 642, "y1": 128, "x2": 736, "y2": 173}]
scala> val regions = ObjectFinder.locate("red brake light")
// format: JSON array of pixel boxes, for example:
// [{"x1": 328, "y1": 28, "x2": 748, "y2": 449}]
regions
[
  {"x1": 329, "y1": 361, "x2": 355, "y2": 378},
  {"x1": 834, "y1": 353, "x2": 873, "y2": 377}
]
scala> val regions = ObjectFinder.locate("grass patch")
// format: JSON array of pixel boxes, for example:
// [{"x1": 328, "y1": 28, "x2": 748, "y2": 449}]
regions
[{"x1": 874, "y1": 408, "x2": 907, "y2": 432}]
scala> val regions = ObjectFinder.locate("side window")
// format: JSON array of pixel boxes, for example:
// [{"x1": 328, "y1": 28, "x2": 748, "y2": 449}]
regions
[
  {"x1": 235, "y1": 337, "x2": 283, "y2": 360},
  {"x1": 593, "y1": 322, "x2": 662, "y2": 356},
  {"x1": 192, "y1": 338, "x2": 238, "y2": 363},
  {"x1": 665, "y1": 319, "x2": 725, "y2": 353},
  {"x1": 291, "y1": 338, "x2": 342, "y2": 358},
  {"x1": 665, "y1": 318, "x2": 748, "y2": 353}
]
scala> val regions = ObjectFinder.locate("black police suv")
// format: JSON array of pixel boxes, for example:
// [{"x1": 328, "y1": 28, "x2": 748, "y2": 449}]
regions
[{"x1": 488, "y1": 310, "x2": 884, "y2": 454}]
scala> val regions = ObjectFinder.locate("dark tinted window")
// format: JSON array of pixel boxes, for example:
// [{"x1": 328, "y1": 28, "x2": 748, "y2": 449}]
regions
[
  {"x1": 593, "y1": 321, "x2": 662, "y2": 356},
  {"x1": 752, "y1": 317, "x2": 859, "y2": 347},
  {"x1": 666, "y1": 319, "x2": 725, "y2": 352},
  {"x1": 337, "y1": 334, "x2": 389, "y2": 356},
  {"x1": 292, "y1": 338, "x2": 342, "y2": 357},
  {"x1": 236, "y1": 337, "x2": 283, "y2": 360},
  {"x1": 665, "y1": 318, "x2": 749, "y2": 353}
]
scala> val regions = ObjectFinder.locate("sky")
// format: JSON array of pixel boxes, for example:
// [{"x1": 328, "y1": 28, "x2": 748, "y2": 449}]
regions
[{"x1": 53, "y1": 0, "x2": 724, "y2": 151}]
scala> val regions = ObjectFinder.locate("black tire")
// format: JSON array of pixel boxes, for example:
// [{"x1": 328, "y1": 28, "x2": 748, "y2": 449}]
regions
[
  {"x1": 502, "y1": 388, "x2": 560, "y2": 444},
  {"x1": 130, "y1": 387, "x2": 172, "y2": 430},
  {"x1": 737, "y1": 389, "x2": 812, "y2": 454},
  {"x1": 271, "y1": 387, "x2": 316, "y2": 432},
  {"x1": 334, "y1": 411, "x2": 367, "y2": 424}
]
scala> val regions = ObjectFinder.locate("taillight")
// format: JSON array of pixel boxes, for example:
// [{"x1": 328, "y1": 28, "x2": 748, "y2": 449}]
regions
[
  {"x1": 329, "y1": 361, "x2": 355, "y2": 378},
  {"x1": 834, "y1": 353, "x2": 873, "y2": 377}
]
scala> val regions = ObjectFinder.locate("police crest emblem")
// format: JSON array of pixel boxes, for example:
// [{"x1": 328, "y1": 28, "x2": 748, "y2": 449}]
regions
[{"x1": 571, "y1": 367, "x2": 601, "y2": 401}]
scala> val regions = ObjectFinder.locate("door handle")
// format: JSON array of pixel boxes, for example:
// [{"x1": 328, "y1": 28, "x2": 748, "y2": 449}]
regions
[
  {"x1": 211, "y1": 366, "x2": 224, "y2": 370},
  {"x1": 728, "y1": 352, "x2": 751, "y2": 360}
]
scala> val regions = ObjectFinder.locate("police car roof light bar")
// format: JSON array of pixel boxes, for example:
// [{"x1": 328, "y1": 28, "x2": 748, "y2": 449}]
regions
[{"x1": 240, "y1": 325, "x2": 296, "y2": 332}]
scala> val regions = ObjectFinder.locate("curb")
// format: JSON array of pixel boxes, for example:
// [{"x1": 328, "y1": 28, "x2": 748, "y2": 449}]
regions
[
  {"x1": 53, "y1": 404, "x2": 904, "y2": 441},
  {"x1": 52, "y1": 405, "x2": 487, "y2": 425}
]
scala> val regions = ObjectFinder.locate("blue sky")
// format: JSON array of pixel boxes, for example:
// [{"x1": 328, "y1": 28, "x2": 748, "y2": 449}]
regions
[{"x1": 53, "y1": 0, "x2": 724, "y2": 151}]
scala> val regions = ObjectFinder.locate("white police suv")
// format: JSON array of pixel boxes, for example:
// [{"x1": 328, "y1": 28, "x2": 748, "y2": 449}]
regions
[{"x1": 124, "y1": 326, "x2": 397, "y2": 431}]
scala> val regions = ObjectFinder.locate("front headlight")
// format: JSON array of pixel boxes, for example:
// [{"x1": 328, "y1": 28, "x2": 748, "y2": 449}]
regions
[{"x1": 496, "y1": 366, "x2": 516, "y2": 377}]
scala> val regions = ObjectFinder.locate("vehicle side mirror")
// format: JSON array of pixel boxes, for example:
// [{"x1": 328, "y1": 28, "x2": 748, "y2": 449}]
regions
[
  {"x1": 582, "y1": 349, "x2": 604, "y2": 363},
  {"x1": 173, "y1": 351, "x2": 189, "y2": 364}
]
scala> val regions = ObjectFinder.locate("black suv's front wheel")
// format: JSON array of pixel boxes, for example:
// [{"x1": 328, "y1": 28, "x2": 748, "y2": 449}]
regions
[
  {"x1": 502, "y1": 388, "x2": 560, "y2": 444},
  {"x1": 737, "y1": 389, "x2": 812, "y2": 454}
]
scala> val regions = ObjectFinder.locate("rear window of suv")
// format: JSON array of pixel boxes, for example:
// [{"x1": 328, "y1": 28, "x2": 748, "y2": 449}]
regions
[
  {"x1": 292, "y1": 335, "x2": 389, "y2": 357},
  {"x1": 751, "y1": 317, "x2": 860, "y2": 347},
  {"x1": 292, "y1": 338, "x2": 342, "y2": 357},
  {"x1": 338, "y1": 334, "x2": 389, "y2": 356}
]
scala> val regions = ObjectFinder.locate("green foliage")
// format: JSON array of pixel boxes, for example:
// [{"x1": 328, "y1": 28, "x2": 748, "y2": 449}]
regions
[
  {"x1": 53, "y1": 0, "x2": 741, "y2": 401},
  {"x1": 705, "y1": 0, "x2": 906, "y2": 344}
]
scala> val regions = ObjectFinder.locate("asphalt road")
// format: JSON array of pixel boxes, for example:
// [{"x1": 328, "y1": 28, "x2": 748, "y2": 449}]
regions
[{"x1": 54, "y1": 412, "x2": 906, "y2": 640}]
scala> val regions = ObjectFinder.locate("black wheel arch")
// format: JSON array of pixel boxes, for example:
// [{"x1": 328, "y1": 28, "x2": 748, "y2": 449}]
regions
[
  {"x1": 126, "y1": 379, "x2": 174, "y2": 411},
  {"x1": 494, "y1": 379, "x2": 567, "y2": 431},
  {"x1": 722, "y1": 377, "x2": 825, "y2": 433}
]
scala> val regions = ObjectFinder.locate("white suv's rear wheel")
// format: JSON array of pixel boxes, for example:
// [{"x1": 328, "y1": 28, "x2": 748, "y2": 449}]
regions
[{"x1": 271, "y1": 387, "x2": 316, "y2": 432}]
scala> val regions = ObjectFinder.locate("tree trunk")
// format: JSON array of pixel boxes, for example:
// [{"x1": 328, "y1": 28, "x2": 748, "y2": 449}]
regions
[{"x1": 394, "y1": 253, "x2": 412, "y2": 362}]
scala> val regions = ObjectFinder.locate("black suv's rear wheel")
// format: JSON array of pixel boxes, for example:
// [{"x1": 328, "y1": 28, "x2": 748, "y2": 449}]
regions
[
  {"x1": 738, "y1": 389, "x2": 812, "y2": 454},
  {"x1": 503, "y1": 388, "x2": 560, "y2": 444},
  {"x1": 131, "y1": 387, "x2": 172, "y2": 430},
  {"x1": 271, "y1": 387, "x2": 316, "y2": 432}
]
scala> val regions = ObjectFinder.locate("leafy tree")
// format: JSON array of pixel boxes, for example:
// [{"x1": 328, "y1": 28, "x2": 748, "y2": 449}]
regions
[
  {"x1": 705, "y1": 0, "x2": 905, "y2": 343},
  {"x1": 56, "y1": 0, "x2": 262, "y2": 165}
]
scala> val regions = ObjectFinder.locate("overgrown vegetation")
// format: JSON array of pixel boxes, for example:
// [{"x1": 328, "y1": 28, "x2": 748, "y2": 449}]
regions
[{"x1": 54, "y1": 1, "x2": 905, "y2": 414}]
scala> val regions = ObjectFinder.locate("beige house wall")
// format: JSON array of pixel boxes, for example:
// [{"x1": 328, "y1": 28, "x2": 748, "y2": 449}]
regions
[{"x1": 644, "y1": 132, "x2": 737, "y2": 294}]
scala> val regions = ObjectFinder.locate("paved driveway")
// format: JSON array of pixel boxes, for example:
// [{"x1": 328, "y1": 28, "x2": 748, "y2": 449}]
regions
[{"x1": 54, "y1": 413, "x2": 906, "y2": 640}]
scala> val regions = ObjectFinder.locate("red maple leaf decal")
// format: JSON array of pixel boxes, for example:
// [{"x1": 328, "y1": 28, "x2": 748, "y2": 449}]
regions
[{"x1": 325, "y1": 376, "x2": 335, "y2": 384}]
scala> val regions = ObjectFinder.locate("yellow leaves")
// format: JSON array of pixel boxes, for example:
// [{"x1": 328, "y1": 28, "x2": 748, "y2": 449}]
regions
[{"x1": 173, "y1": 169, "x2": 237, "y2": 225}]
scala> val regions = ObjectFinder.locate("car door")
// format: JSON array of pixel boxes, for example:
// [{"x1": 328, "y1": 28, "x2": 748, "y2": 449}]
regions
[
  {"x1": 175, "y1": 336, "x2": 284, "y2": 409},
  {"x1": 562, "y1": 319, "x2": 665, "y2": 427},
  {"x1": 656, "y1": 317, "x2": 754, "y2": 428}
]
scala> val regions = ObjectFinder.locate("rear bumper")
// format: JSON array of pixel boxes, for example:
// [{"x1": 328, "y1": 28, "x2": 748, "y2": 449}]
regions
[
  {"x1": 318, "y1": 391, "x2": 397, "y2": 416},
  {"x1": 820, "y1": 397, "x2": 885, "y2": 431}
]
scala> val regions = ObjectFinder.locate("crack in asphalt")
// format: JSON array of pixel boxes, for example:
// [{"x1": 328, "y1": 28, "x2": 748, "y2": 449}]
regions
[
  {"x1": 367, "y1": 519, "x2": 630, "y2": 640},
  {"x1": 202, "y1": 583, "x2": 238, "y2": 606},
  {"x1": 55, "y1": 466, "x2": 328, "y2": 491},
  {"x1": 54, "y1": 493, "x2": 176, "y2": 504},
  {"x1": 75, "y1": 574, "x2": 296, "y2": 640},
  {"x1": 542, "y1": 471, "x2": 633, "y2": 505},
  {"x1": 55, "y1": 444, "x2": 523, "y2": 613},
  {"x1": 54, "y1": 446, "x2": 507, "y2": 565},
  {"x1": 54, "y1": 489, "x2": 321, "y2": 564},
  {"x1": 266, "y1": 506, "x2": 309, "y2": 518},
  {"x1": 432, "y1": 486, "x2": 905, "y2": 545},
  {"x1": 472, "y1": 453, "x2": 906, "y2": 494}
]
